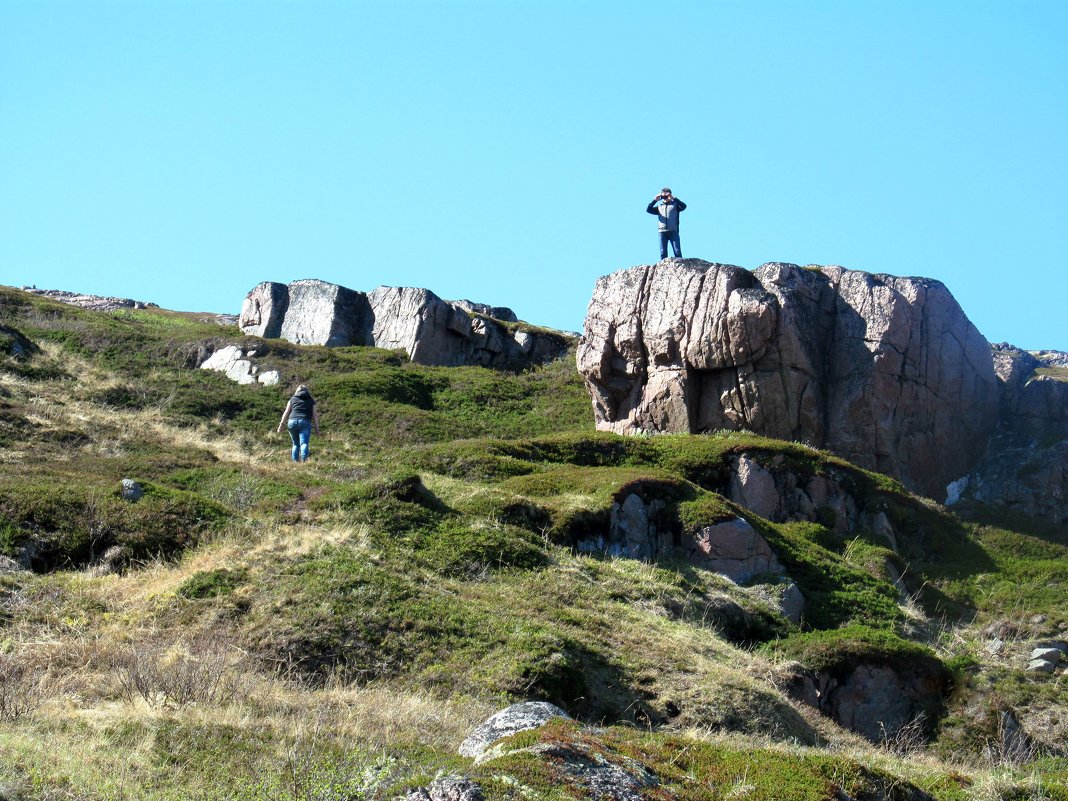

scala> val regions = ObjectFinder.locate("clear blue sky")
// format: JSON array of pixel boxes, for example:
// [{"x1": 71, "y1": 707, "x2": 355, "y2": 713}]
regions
[{"x1": 2, "y1": 0, "x2": 1065, "y2": 349}]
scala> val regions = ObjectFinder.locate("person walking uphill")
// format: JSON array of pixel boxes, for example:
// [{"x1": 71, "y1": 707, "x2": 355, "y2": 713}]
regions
[
  {"x1": 647, "y1": 187, "x2": 687, "y2": 259},
  {"x1": 277, "y1": 384, "x2": 320, "y2": 462}
]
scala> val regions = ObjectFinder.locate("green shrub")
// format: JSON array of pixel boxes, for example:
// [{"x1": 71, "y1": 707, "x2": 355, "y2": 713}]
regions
[
  {"x1": 177, "y1": 568, "x2": 248, "y2": 599},
  {"x1": 414, "y1": 520, "x2": 548, "y2": 577}
]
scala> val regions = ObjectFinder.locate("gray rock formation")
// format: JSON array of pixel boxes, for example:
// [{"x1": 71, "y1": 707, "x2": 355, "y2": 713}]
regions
[
  {"x1": 395, "y1": 776, "x2": 484, "y2": 801},
  {"x1": 459, "y1": 701, "x2": 570, "y2": 760},
  {"x1": 686, "y1": 517, "x2": 784, "y2": 583},
  {"x1": 238, "y1": 279, "x2": 570, "y2": 369},
  {"x1": 784, "y1": 659, "x2": 949, "y2": 744},
  {"x1": 20, "y1": 287, "x2": 158, "y2": 312},
  {"x1": 948, "y1": 344, "x2": 1068, "y2": 521},
  {"x1": 465, "y1": 706, "x2": 671, "y2": 801},
  {"x1": 199, "y1": 345, "x2": 280, "y2": 386},
  {"x1": 579, "y1": 260, "x2": 1001, "y2": 501}
]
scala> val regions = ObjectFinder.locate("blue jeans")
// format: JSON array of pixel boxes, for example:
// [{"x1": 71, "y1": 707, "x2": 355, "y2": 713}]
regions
[
  {"x1": 287, "y1": 417, "x2": 312, "y2": 461},
  {"x1": 659, "y1": 231, "x2": 682, "y2": 259}
]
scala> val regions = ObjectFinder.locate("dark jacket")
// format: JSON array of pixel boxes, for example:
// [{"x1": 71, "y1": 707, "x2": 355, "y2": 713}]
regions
[
  {"x1": 288, "y1": 389, "x2": 315, "y2": 420},
  {"x1": 646, "y1": 197, "x2": 687, "y2": 232}
]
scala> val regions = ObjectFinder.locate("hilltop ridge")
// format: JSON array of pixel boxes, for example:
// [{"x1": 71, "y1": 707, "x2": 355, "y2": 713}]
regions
[{"x1": 1, "y1": 278, "x2": 1067, "y2": 800}]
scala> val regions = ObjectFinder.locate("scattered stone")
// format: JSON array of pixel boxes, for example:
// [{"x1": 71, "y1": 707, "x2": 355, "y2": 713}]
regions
[
  {"x1": 1030, "y1": 647, "x2": 1064, "y2": 664},
  {"x1": 0, "y1": 555, "x2": 25, "y2": 574},
  {"x1": 1026, "y1": 658, "x2": 1057, "y2": 674},
  {"x1": 458, "y1": 701, "x2": 570, "y2": 760},
  {"x1": 120, "y1": 479, "x2": 143, "y2": 502},
  {"x1": 395, "y1": 775, "x2": 484, "y2": 801},
  {"x1": 199, "y1": 346, "x2": 280, "y2": 387},
  {"x1": 984, "y1": 638, "x2": 1005, "y2": 656}
]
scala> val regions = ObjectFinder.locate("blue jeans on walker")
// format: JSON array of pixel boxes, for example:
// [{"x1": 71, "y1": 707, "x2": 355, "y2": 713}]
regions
[
  {"x1": 659, "y1": 231, "x2": 682, "y2": 259},
  {"x1": 287, "y1": 417, "x2": 312, "y2": 462}
]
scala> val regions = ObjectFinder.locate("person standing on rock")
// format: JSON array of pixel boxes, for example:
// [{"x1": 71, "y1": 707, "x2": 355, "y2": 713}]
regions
[
  {"x1": 647, "y1": 187, "x2": 687, "y2": 260},
  {"x1": 276, "y1": 384, "x2": 320, "y2": 462}
]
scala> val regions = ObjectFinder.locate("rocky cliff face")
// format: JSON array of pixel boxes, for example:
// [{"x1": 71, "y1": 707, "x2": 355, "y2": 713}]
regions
[
  {"x1": 240, "y1": 280, "x2": 571, "y2": 369},
  {"x1": 949, "y1": 344, "x2": 1068, "y2": 521},
  {"x1": 578, "y1": 259, "x2": 1000, "y2": 501}
]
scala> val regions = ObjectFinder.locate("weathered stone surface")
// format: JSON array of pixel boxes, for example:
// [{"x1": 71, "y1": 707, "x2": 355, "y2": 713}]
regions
[
  {"x1": 783, "y1": 658, "x2": 949, "y2": 743},
  {"x1": 952, "y1": 367, "x2": 1068, "y2": 521},
  {"x1": 238, "y1": 281, "x2": 289, "y2": 338},
  {"x1": 1026, "y1": 658, "x2": 1058, "y2": 673},
  {"x1": 369, "y1": 286, "x2": 473, "y2": 365},
  {"x1": 449, "y1": 299, "x2": 518, "y2": 323},
  {"x1": 238, "y1": 280, "x2": 571, "y2": 369},
  {"x1": 778, "y1": 581, "x2": 806, "y2": 624},
  {"x1": 199, "y1": 345, "x2": 280, "y2": 386},
  {"x1": 395, "y1": 775, "x2": 484, "y2": 801},
  {"x1": 578, "y1": 260, "x2": 1000, "y2": 501},
  {"x1": 120, "y1": 479, "x2": 143, "y2": 502},
  {"x1": 280, "y1": 280, "x2": 372, "y2": 347},
  {"x1": 686, "y1": 517, "x2": 784, "y2": 583},
  {"x1": 1031, "y1": 647, "x2": 1064, "y2": 664},
  {"x1": 20, "y1": 287, "x2": 157, "y2": 311},
  {"x1": 458, "y1": 701, "x2": 570, "y2": 759}
]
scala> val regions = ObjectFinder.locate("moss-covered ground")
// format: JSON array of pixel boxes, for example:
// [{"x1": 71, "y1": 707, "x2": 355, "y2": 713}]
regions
[{"x1": 0, "y1": 286, "x2": 1066, "y2": 799}]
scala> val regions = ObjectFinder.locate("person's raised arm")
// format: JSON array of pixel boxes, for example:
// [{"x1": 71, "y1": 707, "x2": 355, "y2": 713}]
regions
[
  {"x1": 276, "y1": 400, "x2": 293, "y2": 433},
  {"x1": 647, "y1": 196, "x2": 661, "y2": 215},
  {"x1": 675, "y1": 198, "x2": 687, "y2": 212}
]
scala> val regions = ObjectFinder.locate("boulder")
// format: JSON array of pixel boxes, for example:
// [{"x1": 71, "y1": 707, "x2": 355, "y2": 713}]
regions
[
  {"x1": 198, "y1": 345, "x2": 279, "y2": 386},
  {"x1": 238, "y1": 281, "x2": 289, "y2": 338},
  {"x1": 237, "y1": 280, "x2": 571, "y2": 370},
  {"x1": 685, "y1": 517, "x2": 784, "y2": 583},
  {"x1": 578, "y1": 260, "x2": 1000, "y2": 501},
  {"x1": 120, "y1": 479, "x2": 143, "y2": 502},
  {"x1": 280, "y1": 280, "x2": 372, "y2": 347},
  {"x1": 458, "y1": 701, "x2": 570, "y2": 760}
]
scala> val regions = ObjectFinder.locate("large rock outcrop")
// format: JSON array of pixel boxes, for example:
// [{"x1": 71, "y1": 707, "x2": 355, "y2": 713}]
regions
[
  {"x1": 949, "y1": 344, "x2": 1068, "y2": 521},
  {"x1": 239, "y1": 280, "x2": 571, "y2": 369},
  {"x1": 578, "y1": 260, "x2": 1000, "y2": 501}
]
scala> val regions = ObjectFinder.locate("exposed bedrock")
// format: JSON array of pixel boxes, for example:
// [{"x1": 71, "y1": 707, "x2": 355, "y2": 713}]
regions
[
  {"x1": 239, "y1": 279, "x2": 571, "y2": 369},
  {"x1": 578, "y1": 260, "x2": 1000, "y2": 501}
]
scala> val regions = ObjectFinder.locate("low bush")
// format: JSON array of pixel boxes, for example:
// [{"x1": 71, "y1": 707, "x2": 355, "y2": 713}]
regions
[
  {"x1": 0, "y1": 478, "x2": 228, "y2": 570},
  {"x1": 113, "y1": 634, "x2": 253, "y2": 709}
]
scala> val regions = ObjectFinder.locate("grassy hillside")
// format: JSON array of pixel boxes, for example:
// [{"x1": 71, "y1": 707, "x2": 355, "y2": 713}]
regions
[{"x1": 1, "y1": 286, "x2": 1066, "y2": 800}]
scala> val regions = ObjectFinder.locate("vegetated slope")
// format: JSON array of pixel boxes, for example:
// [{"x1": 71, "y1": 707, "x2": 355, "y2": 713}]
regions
[{"x1": 0, "y1": 286, "x2": 1065, "y2": 801}]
